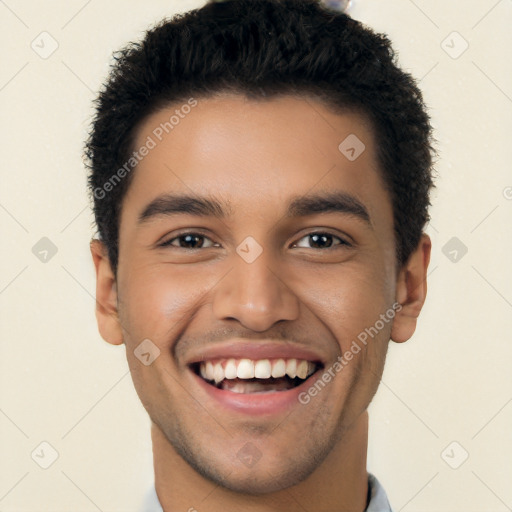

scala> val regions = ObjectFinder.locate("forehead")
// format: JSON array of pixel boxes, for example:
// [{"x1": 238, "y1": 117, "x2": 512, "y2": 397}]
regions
[{"x1": 122, "y1": 94, "x2": 392, "y2": 232}]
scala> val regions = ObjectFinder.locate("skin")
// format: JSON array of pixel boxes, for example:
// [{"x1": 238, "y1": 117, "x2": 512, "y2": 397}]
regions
[{"x1": 91, "y1": 94, "x2": 431, "y2": 512}]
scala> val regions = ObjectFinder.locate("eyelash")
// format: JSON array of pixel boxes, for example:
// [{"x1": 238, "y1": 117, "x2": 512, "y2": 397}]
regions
[{"x1": 158, "y1": 231, "x2": 351, "y2": 250}]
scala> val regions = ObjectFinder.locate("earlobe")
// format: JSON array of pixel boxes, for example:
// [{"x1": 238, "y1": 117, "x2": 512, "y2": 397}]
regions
[
  {"x1": 90, "y1": 239, "x2": 124, "y2": 345},
  {"x1": 390, "y1": 234, "x2": 432, "y2": 343}
]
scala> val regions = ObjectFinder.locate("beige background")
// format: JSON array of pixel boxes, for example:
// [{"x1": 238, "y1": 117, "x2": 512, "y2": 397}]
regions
[{"x1": 1, "y1": 0, "x2": 511, "y2": 510}]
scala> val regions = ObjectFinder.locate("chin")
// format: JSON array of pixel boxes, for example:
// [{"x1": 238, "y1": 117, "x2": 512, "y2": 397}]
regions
[
  {"x1": 205, "y1": 461, "x2": 318, "y2": 495},
  {"x1": 174, "y1": 438, "x2": 327, "y2": 496}
]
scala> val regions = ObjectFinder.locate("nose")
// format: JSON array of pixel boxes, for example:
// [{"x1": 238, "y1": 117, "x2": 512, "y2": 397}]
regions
[{"x1": 211, "y1": 248, "x2": 300, "y2": 332}]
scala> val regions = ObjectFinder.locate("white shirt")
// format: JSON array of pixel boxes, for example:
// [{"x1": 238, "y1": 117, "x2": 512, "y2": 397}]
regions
[{"x1": 139, "y1": 472, "x2": 393, "y2": 511}]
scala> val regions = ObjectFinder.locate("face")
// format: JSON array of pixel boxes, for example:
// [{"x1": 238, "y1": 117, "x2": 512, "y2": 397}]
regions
[{"x1": 92, "y1": 93, "x2": 430, "y2": 494}]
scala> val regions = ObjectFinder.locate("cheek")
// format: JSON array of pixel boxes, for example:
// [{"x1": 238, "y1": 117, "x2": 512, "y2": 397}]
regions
[
  {"x1": 298, "y1": 263, "x2": 392, "y2": 344},
  {"x1": 118, "y1": 265, "x2": 209, "y2": 346}
]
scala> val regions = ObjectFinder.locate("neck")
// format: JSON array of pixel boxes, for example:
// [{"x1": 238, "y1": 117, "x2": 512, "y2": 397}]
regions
[{"x1": 152, "y1": 412, "x2": 369, "y2": 512}]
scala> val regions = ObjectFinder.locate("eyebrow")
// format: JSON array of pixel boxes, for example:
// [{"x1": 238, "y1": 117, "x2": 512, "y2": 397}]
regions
[
  {"x1": 137, "y1": 191, "x2": 372, "y2": 227},
  {"x1": 286, "y1": 191, "x2": 371, "y2": 226}
]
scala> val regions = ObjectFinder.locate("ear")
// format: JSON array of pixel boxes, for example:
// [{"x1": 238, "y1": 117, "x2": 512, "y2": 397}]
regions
[
  {"x1": 390, "y1": 233, "x2": 432, "y2": 343},
  {"x1": 90, "y1": 239, "x2": 123, "y2": 345}
]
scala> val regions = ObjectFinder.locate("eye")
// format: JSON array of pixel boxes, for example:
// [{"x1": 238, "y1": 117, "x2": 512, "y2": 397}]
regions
[
  {"x1": 292, "y1": 232, "x2": 350, "y2": 250},
  {"x1": 159, "y1": 232, "x2": 219, "y2": 249}
]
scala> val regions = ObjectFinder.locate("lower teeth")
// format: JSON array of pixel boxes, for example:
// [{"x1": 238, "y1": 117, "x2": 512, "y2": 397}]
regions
[{"x1": 218, "y1": 377, "x2": 300, "y2": 394}]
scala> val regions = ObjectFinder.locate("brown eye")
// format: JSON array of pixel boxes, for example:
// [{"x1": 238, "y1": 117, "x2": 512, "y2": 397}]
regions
[
  {"x1": 293, "y1": 232, "x2": 350, "y2": 250},
  {"x1": 160, "y1": 233, "x2": 218, "y2": 249}
]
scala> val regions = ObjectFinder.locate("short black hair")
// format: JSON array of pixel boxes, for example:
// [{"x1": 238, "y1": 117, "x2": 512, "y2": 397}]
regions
[{"x1": 85, "y1": 0, "x2": 436, "y2": 276}]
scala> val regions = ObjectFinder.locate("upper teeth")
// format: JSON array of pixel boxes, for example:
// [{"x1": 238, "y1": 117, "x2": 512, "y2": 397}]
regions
[{"x1": 199, "y1": 358, "x2": 316, "y2": 384}]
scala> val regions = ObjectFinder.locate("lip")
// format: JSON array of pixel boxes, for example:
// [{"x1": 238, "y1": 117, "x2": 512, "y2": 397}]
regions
[
  {"x1": 186, "y1": 340, "x2": 326, "y2": 366},
  {"x1": 185, "y1": 340, "x2": 327, "y2": 416},
  {"x1": 189, "y1": 365, "x2": 321, "y2": 416}
]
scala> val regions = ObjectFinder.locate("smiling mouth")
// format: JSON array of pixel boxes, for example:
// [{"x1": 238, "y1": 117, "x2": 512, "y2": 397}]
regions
[{"x1": 191, "y1": 358, "x2": 323, "y2": 394}]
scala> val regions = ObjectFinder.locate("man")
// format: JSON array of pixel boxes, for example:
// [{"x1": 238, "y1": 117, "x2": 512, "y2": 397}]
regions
[{"x1": 86, "y1": 0, "x2": 435, "y2": 510}]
